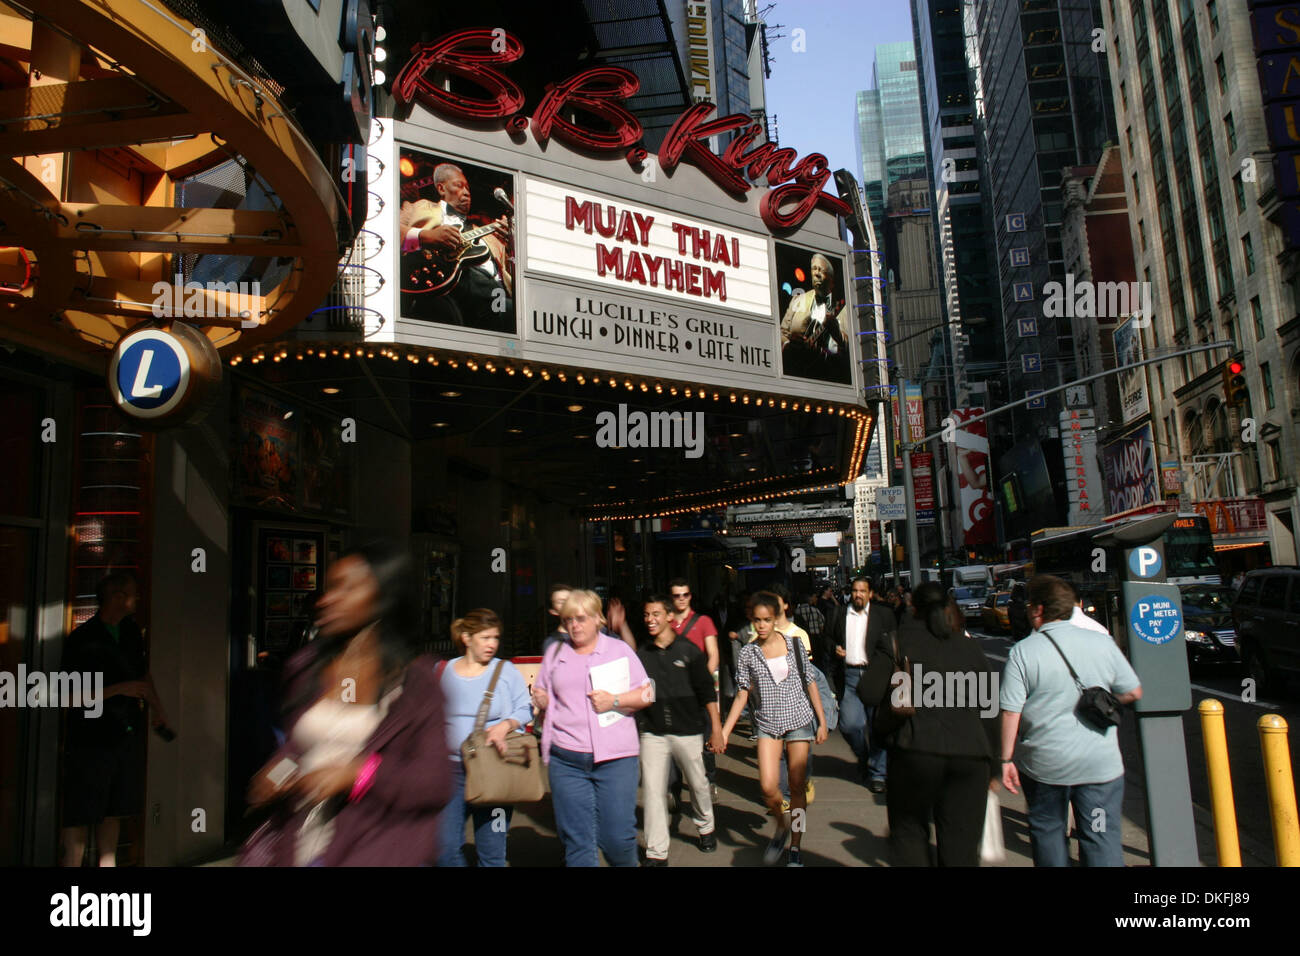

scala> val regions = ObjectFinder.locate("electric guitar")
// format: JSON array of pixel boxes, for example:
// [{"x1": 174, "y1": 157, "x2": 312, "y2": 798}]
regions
[{"x1": 401, "y1": 220, "x2": 509, "y2": 295}]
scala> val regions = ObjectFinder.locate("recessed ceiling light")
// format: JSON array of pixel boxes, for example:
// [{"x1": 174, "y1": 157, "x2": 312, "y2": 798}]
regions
[
  {"x1": 567, "y1": 403, "x2": 584, "y2": 412},
  {"x1": 433, "y1": 422, "x2": 450, "y2": 428},
  {"x1": 646, "y1": 470, "x2": 655, "y2": 475},
  {"x1": 607, "y1": 484, "x2": 617, "y2": 489},
  {"x1": 574, "y1": 433, "x2": 590, "y2": 439},
  {"x1": 440, "y1": 390, "x2": 462, "y2": 398},
  {"x1": 730, "y1": 431, "x2": 743, "y2": 438},
  {"x1": 506, "y1": 427, "x2": 522, "y2": 434},
  {"x1": 748, "y1": 466, "x2": 757, "y2": 472},
  {"x1": 321, "y1": 387, "x2": 340, "y2": 395},
  {"x1": 630, "y1": 458, "x2": 641, "y2": 463}
]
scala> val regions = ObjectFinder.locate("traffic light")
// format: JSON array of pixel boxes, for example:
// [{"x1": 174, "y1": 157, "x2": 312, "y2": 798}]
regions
[{"x1": 1221, "y1": 356, "x2": 1248, "y2": 407}]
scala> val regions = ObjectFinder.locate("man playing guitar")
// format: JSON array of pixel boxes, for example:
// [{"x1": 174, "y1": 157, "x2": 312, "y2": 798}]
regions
[
  {"x1": 778, "y1": 252, "x2": 850, "y2": 383},
  {"x1": 399, "y1": 162, "x2": 514, "y2": 332}
]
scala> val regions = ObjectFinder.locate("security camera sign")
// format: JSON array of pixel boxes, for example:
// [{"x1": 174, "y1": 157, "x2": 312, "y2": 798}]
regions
[
  {"x1": 876, "y1": 486, "x2": 907, "y2": 521},
  {"x1": 1130, "y1": 594, "x2": 1182, "y2": 645}
]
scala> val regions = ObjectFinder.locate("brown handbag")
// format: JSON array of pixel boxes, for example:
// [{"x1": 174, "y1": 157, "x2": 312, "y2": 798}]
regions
[{"x1": 461, "y1": 660, "x2": 546, "y2": 805}]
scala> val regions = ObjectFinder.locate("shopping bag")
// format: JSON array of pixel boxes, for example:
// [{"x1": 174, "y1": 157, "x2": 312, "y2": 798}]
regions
[{"x1": 980, "y1": 790, "x2": 1006, "y2": 865}]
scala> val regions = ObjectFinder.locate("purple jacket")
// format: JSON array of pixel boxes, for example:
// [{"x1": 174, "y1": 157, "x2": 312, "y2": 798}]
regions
[{"x1": 242, "y1": 645, "x2": 451, "y2": 866}]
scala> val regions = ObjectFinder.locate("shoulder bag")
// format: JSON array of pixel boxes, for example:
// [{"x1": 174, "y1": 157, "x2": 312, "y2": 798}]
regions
[
  {"x1": 1040, "y1": 626, "x2": 1123, "y2": 732},
  {"x1": 790, "y1": 637, "x2": 837, "y2": 731},
  {"x1": 461, "y1": 660, "x2": 546, "y2": 805}
]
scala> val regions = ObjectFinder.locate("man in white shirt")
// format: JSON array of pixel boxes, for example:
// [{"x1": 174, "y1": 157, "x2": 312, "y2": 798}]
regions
[
  {"x1": 828, "y1": 577, "x2": 895, "y2": 790},
  {"x1": 1068, "y1": 588, "x2": 1110, "y2": 636},
  {"x1": 778, "y1": 253, "x2": 849, "y2": 383},
  {"x1": 399, "y1": 162, "x2": 513, "y2": 331}
]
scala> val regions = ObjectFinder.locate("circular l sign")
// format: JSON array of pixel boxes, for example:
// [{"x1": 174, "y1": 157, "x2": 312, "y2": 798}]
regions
[
  {"x1": 1129, "y1": 594, "x2": 1182, "y2": 645},
  {"x1": 107, "y1": 323, "x2": 221, "y2": 426}
]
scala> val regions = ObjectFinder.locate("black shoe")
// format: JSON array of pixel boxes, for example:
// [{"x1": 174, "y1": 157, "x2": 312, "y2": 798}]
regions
[
  {"x1": 642, "y1": 856, "x2": 669, "y2": 867},
  {"x1": 699, "y1": 831, "x2": 717, "y2": 853},
  {"x1": 868, "y1": 778, "x2": 886, "y2": 794}
]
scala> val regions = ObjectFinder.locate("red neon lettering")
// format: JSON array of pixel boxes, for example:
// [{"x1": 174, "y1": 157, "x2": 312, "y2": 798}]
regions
[
  {"x1": 393, "y1": 30, "x2": 525, "y2": 119},
  {"x1": 534, "y1": 67, "x2": 643, "y2": 151},
  {"x1": 660, "y1": 104, "x2": 753, "y2": 193}
]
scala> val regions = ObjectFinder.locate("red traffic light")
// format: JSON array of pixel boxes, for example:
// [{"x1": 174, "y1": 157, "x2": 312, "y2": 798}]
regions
[{"x1": 1228, "y1": 360, "x2": 1244, "y2": 375}]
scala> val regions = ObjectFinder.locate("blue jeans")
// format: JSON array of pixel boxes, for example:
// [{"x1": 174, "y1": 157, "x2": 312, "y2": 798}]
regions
[
  {"x1": 1021, "y1": 774, "x2": 1125, "y2": 867},
  {"x1": 437, "y1": 761, "x2": 512, "y2": 867},
  {"x1": 547, "y1": 747, "x2": 640, "y2": 867},
  {"x1": 842, "y1": 667, "x2": 887, "y2": 780}
]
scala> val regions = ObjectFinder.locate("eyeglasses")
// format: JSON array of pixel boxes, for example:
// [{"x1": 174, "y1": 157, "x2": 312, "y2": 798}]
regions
[
  {"x1": 562, "y1": 613, "x2": 591, "y2": 625},
  {"x1": 671, "y1": 592, "x2": 690, "y2": 599}
]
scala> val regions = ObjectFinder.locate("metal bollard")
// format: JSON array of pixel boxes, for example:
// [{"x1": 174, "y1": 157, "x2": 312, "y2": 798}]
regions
[
  {"x1": 1258, "y1": 714, "x2": 1300, "y2": 867},
  {"x1": 1198, "y1": 699, "x2": 1241, "y2": 866}
]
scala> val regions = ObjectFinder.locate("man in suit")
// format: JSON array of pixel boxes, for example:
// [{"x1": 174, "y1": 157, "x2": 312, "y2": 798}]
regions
[
  {"x1": 825, "y1": 576, "x2": 895, "y2": 790},
  {"x1": 779, "y1": 252, "x2": 850, "y2": 383},
  {"x1": 399, "y1": 162, "x2": 513, "y2": 332}
]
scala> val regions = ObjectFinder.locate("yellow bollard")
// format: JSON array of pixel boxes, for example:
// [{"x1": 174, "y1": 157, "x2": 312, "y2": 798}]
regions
[
  {"x1": 1198, "y1": 699, "x2": 1241, "y2": 866},
  {"x1": 1258, "y1": 714, "x2": 1300, "y2": 867}
]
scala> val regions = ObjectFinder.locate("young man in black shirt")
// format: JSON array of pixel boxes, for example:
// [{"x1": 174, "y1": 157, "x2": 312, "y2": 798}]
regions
[
  {"x1": 60, "y1": 571, "x2": 170, "y2": 866},
  {"x1": 627, "y1": 595, "x2": 726, "y2": 865}
]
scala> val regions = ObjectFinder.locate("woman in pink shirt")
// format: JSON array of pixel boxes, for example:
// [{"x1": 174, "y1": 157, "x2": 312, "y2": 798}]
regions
[{"x1": 532, "y1": 590, "x2": 652, "y2": 866}]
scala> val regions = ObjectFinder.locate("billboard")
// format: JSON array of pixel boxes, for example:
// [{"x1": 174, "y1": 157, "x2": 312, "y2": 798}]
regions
[
  {"x1": 950, "y1": 407, "x2": 995, "y2": 545},
  {"x1": 1102, "y1": 423, "x2": 1158, "y2": 515},
  {"x1": 1113, "y1": 317, "x2": 1149, "y2": 424},
  {"x1": 905, "y1": 382, "x2": 925, "y2": 441},
  {"x1": 912, "y1": 452, "x2": 934, "y2": 525},
  {"x1": 1058, "y1": 408, "x2": 1101, "y2": 523},
  {"x1": 366, "y1": 39, "x2": 862, "y2": 406}
]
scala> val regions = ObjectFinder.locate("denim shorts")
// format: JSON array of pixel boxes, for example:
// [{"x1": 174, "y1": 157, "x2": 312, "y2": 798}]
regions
[{"x1": 758, "y1": 721, "x2": 816, "y2": 743}]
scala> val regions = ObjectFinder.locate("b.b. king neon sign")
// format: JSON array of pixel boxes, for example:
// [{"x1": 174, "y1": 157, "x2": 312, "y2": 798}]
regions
[{"x1": 392, "y1": 29, "x2": 850, "y2": 234}]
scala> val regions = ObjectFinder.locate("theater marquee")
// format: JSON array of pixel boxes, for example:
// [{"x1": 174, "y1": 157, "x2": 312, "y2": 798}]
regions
[{"x1": 365, "y1": 29, "x2": 861, "y2": 405}]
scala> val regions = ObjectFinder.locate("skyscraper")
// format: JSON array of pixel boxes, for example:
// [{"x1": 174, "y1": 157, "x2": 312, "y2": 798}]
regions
[{"x1": 855, "y1": 42, "x2": 928, "y2": 240}]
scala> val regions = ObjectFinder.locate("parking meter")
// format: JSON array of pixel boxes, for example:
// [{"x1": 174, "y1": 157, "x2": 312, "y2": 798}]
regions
[{"x1": 1096, "y1": 513, "x2": 1197, "y2": 866}]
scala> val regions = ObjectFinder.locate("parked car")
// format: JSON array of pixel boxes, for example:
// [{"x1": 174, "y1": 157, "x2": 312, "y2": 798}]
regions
[
  {"x1": 1232, "y1": 568, "x2": 1300, "y2": 693},
  {"x1": 981, "y1": 591, "x2": 1011, "y2": 633},
  {"x1": 1179, "y1": 584, "x2": 1239, "y2": 671},
  {"x1": 950, "y1": 586, "x2": 988, "y2": 624}
]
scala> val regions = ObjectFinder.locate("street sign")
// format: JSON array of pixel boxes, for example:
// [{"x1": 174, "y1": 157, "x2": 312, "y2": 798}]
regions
[
  {"x1": 1022, "y1": 353, "x2": 1042, "y2": 372},
  {"x1": 1009, "y1": 246, "x2": 1030, "y2": 267},
  {"x1": 1128, "y1": 546, "x2": 1163, "y2": 578},
  {"x1": 1026, "y1": 390, "x2": 1046, "y2": 409},
  {"x1": 1006, "y1": 213, "x2": 1026, "y2": 232},
  {"x1": 1013, "y1": 281, "x2": 1034, "y2": 302},
  {"x1": 1018, "y1": 317, "x2": 1038, "y2": 337},
  {"x1": 877, "y1": 486, "x2": 907, "y2": 521},
  {"x1": 1129, "y1": 593, "x2": 1182, "y2": 645},
  {"x1": 107, "y1": 323, "x2": 221, "y2": 426}
]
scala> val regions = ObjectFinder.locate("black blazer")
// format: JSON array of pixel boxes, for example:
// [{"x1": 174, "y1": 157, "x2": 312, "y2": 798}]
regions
[
  {"x1": 823, "y1": 601, "x2": 896, "y2": 690},
  {"x1": 857, "y1": 612, "x2": 999, "y2": 772}
]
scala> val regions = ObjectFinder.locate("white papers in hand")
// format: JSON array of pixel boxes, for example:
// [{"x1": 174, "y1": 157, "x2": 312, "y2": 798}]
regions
[{"x1": 589, "y1": 657, "x2": 631, "y2": 727}]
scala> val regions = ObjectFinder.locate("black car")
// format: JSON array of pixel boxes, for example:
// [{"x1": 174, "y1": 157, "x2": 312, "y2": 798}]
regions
[
  {"x1": 1233, "y1": 568, "x2": 1300, "y2": 693},
  {"x1": 1179, "y1": 584, "x2": 1239, "y2": 670}
]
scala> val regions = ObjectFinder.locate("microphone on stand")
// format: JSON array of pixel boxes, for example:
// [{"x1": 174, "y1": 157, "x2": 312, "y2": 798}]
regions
[{"x1": 493, "y1": 187, "x2": 515, "y2": 213}]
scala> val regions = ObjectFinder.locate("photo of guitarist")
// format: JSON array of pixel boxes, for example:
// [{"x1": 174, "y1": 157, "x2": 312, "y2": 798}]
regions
[
  {"x1": 399, "y1": 161, "x2": 514, "y2": 333},
  {"x1": 778, "y1": 251, "x2": 850, "y2": 384}
]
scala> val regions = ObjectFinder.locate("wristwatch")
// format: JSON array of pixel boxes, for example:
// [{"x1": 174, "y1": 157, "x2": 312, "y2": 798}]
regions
[{"x1": 613, "y1": 695, "x2": 620, "y2": 710}]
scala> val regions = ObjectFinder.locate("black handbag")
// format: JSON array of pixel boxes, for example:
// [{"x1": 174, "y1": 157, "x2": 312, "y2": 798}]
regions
[{"x1": 1040, "y1": 626, "x2": 1123, "y2": 732}]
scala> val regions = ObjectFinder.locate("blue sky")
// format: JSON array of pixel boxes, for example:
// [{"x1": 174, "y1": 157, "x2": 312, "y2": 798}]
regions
[{"x1": 761, "y1": 0, "x2": 918, "y2": 178}]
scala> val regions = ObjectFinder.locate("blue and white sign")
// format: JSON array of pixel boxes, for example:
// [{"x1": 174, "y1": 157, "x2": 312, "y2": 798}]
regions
[
  {"x1": 1009, "y1": 246, "x2": 1031, "y2": 268},
  {"x1": 1006, "y1": 213, "x2": 1027, "y2": 233},
  {"x1": 1018, "y1": 317, "x2": 1039, "y2": 337},
  {"x1": 1013, "y1": 281, "x2": 1034, "y2": 302},
  {"x1": 1026, "y1": 390, "x2": 1046, "y2": 409},
  {"x1": 108, "y1": 328, "x2": 192, "y2": 419},
  {"x1": 1128, "y1": 546, "x2": 1163, "y2": 579},
  {"x1": 1130, "y1": 594, "x2": 1182, "y2": 645},
  {"x1": 876, "y1": 486, "x2": 907, "y2": 521},
  {"x1": 1022, "y1": 353, "x2": 1042, "y2": 373}
]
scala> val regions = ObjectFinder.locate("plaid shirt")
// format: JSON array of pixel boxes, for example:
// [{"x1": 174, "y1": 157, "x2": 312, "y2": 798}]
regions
[
  {"x1": 735, "y1": 635, "x2": 816, "y2": 737},
  {"x1": 793, "y1": 602, "x2": 825, "y2": 638}
]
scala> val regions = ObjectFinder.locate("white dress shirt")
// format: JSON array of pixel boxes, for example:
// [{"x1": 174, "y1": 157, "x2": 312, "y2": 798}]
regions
[
  {"x1": 806, "y1": 295, "x2": 839, "y2": 354},
  {"x1": 845, "y1": 604, "x2": 869, "y2": 666}
]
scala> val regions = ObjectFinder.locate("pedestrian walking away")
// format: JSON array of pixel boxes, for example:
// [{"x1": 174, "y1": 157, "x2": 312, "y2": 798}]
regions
[
  {"x1": 532, "y1": 589, "x2": 653, "y2": 866},
  {"x1": 627, "y1": 594, "x2": 726, "y2": 864},
  {"x1": 720, "y1": 592, "x2": 828, "y2": 866},
  {"x1": 436, "y1": 608, "x2": 533, "y2": 867},
  {"x1": 859, "y1": 584, "x2": 999, "y2": 866},
  {"x1": 999, "y1": 575, "x2": 1143, "y2": 867}
]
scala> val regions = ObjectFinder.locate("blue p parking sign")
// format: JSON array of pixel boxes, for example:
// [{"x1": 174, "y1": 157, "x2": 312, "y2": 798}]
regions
[
  {"x1": 1130, "y1": 594, "x2": 1182, "y2": 645},
  {"x1": 1128, "y1": 546, "x2": 1162, "y2": 578},
  {"x1": 108, "y1": 329, "x2": 192, "y2": 419}
]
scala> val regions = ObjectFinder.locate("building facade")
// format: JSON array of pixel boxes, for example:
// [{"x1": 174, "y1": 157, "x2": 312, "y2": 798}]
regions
[{"x1": 1100, "y1": 0, "x2": 1299, "y2": 569}]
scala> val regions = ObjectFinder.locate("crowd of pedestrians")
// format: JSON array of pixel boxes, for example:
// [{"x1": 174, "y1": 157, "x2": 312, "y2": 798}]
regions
[{"x1": 195, "y1": 542, "x2": 1145, "y2": 869}]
